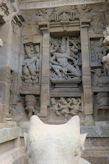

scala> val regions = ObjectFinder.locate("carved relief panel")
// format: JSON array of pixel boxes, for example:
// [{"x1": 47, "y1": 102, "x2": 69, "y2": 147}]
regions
[
  {"x1": 90, "y1": 39, "x2": 109, "y2": 87},
  {"x1": 35, "y1": 6, "x2": 80, "y2": 23},
  {"x1": 48, "y1": 97, "x2": 84, "y2": 123},
  {"x1": 50, "y1": 36, "x2": 82, "y2": 88},
  {"x1": 22, "y1": 43, "x2": 40, "y2": 86}
]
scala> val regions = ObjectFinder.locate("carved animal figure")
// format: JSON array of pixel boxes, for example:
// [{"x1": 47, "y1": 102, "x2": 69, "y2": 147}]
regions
[{"x1": 24, "y1": 115, "x2": 90, "y2": 164}]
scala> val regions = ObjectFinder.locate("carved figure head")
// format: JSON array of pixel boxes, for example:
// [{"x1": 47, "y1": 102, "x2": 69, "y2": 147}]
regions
[
  {"x1": 35, "y1": 45, "x2": 40, "y2": 53},
  {"x1": 25, "y1": 44, "x2": 35, "y2": 58},
  {"x1": 25, "y1": 95, "x2": 36, "y2": 105},
  {"x1": 25, "y1": 115, "x2": 88, "y2": 164}
]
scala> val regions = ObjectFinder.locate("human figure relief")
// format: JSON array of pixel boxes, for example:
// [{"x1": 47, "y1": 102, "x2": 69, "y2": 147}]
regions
[
  {"x1": 22, "y1": 44, "x2": 40, "y2": 85},
  {"x1": 50, "y1": 37, "x2": 81, "y2": 82},
  {"x1": 50, "y1": 97, "x2": 82, "y2": 119}
]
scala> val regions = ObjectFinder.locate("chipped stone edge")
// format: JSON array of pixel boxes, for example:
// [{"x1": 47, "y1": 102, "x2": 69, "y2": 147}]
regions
[{"x1": 0, "y1": 127, "x2": 20, "y2": 144}]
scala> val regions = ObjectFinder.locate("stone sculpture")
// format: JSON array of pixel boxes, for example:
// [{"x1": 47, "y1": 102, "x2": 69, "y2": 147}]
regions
[
  {"x1": 25, "y1": 95, "x2": 39, "y2": 119},
  {"x1": 50, "y1": 98, "x2": 82, "y2": 119},
  {"x1": 22, "y1": 44, "x2": 40, "y2": 86},
  {"x1": 50, "y1": 36, "x2": 81, "y2": 85},
  {"x1": 24, "y1": 115, "x2": 90, "y2": 164},
  {"x1": 35, "y1": 6, "x2": 80, "y2": 22}
]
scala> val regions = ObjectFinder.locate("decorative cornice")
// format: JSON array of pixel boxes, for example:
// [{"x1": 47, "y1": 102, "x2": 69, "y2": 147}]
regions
[{"x1": 20, "y1": 0, "x2": 106, "y2": 10}]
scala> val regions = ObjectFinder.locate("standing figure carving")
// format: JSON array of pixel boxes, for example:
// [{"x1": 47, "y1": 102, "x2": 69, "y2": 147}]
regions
[{"x1": 22, "y1": 44, "x2": 40, "y2": 86}]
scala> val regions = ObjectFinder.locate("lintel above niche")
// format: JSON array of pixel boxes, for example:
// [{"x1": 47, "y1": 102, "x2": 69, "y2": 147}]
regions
[{"x1": 49, "y1": 21, "x2": 80, "y2": 34}]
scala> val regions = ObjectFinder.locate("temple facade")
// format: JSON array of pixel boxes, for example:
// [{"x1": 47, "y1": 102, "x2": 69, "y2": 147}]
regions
[{"x1": 0, "y1": 0, "x2": 109, "y2": 163}]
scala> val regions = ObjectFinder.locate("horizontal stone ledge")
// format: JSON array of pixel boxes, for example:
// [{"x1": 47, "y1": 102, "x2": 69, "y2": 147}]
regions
[
  {"x1": 19, "y1": 121, "x2": 109, "y2": 138},
  {"x1": 81, "y1": 126, "x2": 109, "y2": 137},
  {"x1": 0, "y1": 127, "x2": 20, "y2": 144},
  {"x1": 20, "y1": 85, "x2": 40, "y2": 95},
  {"x1": 20, "y1": 0, "x2": 106, "y2": 10}
]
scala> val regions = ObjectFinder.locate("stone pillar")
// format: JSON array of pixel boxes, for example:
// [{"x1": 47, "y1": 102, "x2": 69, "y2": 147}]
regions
[
  {"x1": 80, "y1": 21, "x2": 93, "y2": 125},
  {"x1": 39, "y1": 24, "x2": 50, "y2": 117},
  {"x1": 0, "y1": 22, "x2": 12, "y2": 122},
  {"x1": 0, "y1": 13, "x2": 23, "y2": 122}
]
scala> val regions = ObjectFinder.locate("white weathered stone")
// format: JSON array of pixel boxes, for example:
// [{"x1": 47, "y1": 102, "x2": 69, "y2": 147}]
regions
[
  {"x1": 102, "y1": 53, "x2": 109, "y2": 70},
  {"x1": 0, "y1": 38, "x2": 3, "y2": 47},
  {"x1": 25, "y1": 115, "x2": 90, "y2": 164}
]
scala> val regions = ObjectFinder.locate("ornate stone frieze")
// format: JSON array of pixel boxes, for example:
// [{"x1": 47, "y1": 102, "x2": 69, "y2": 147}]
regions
[
  {"x1": 35, "y1": 6, "x2": 80, "y2": 22},
  {"x1": 50, "y1": 36, "x2": 82, "y2": 87},
  {"x1": 49, "y1": 97, "x2": 82, "y2": 119},
  {"x1": 22, "y1": 43, "x2": 40, "y2": 86}
]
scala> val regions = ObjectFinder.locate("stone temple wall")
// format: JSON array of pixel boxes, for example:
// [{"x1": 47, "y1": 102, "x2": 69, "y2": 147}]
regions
[
  {"x1": 17, "y1": 2, "x2": 109, "y2": 125},
  {"x1": 0, "y1": 0, "x2": 109, "y2": 163}
]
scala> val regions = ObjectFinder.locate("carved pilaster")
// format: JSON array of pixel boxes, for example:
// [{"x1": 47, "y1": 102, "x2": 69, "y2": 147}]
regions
[
  {"x1": 39, "y1": 23, "x2": 50, "y2": 117},
  {"x1": 80, "y1": 20, "x2": 93, "y2": 125}
]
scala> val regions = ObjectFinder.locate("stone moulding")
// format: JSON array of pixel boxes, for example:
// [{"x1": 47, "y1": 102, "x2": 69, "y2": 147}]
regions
[{"x1": 20, "y1": 0, "x2": 106, "y2": 10}]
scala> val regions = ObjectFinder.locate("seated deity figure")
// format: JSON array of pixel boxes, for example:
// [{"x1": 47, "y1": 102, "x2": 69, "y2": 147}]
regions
[{"x1": 24, "y1": 115, "x2": 91, "y2": 164}]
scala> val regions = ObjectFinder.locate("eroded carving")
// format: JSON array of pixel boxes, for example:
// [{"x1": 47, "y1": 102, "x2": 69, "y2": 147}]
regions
[
  {"x1": 25, "y1": 95, "x2": 39, "y2": 119},
  {"x1": 50, "y1": 97, "x2": 82, "y2": 119},
  {"x1": 36, "y1": 6, "x2": 80, "y2": 22},
  {"x1": 22, "y1": 44, "x2": 40, "y2": 86},
  {"x1": 50, "y1": 36, "x2": 81, "y2": 87},
  {"x1": 90, "y1": 39, "x2": 109, "y2": 87},
  {"x1": 91, "y1": 14, "x2": 106, "y2": 34},
  {"x1": 90, "y1": 39, "x2": 106, "y2": 66},
  {"x1": 94, "y1": 93, "x2": 109, "y2": 121}
]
